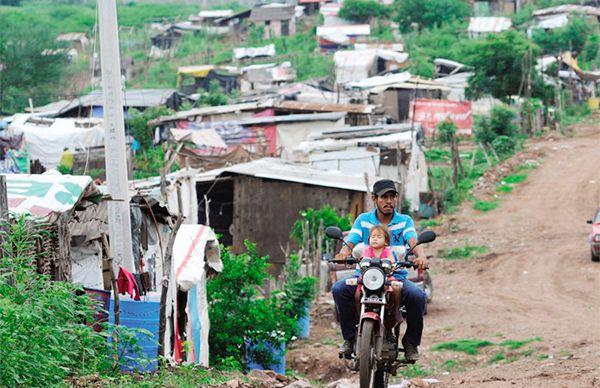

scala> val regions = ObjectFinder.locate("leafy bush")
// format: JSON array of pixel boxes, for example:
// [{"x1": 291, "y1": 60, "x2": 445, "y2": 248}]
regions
[
  {"x1": 474, "y1": 104, "x2": 518, "y2": 146},
  {"x1": 395, "y1": 0, "x2": 470, "y2": 32},
  {"x1": 127, "y1": 106, "x2": 174, "y2": 151},
  {"x1": 473, "y1": 200, "x2": 499, "y2": 212},
  {"x1": 437, "y1": 120, "x2": 457, "y2": 144},
  {"x1": 281, "y1": 255, "x2": 317, "y2": 321},
  {"x1": 339, "y1": 0, "x2": 386, "y2": 23},
  {"x1": 207, "y1": 241, "x2": 297, "y2": 369},
  {"x1": 290, "y1": 205, "x2": 352, "y2": 251},
  {"x1": 199, "y1": 80, "x2": 229, "y2": 107},
  {"x1": 491, "y1": 135, "x2": 516, "y2": 158},
  {"x1": 133, "y1": 146, "x2": 179, "y2": 180},
  {"x1": 0, "y1": 216, "x2": 112, "y2": 385}
]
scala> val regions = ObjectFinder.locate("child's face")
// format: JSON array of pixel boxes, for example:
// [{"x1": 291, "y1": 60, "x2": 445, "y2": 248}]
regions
[{"x1": 369, "y1": 230, "x2": 386, "y2": 249}]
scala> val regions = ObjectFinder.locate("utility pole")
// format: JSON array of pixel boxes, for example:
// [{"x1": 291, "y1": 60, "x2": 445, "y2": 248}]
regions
[{"x1": 97, "y1": 0, "x2": 135, "y2": 272}]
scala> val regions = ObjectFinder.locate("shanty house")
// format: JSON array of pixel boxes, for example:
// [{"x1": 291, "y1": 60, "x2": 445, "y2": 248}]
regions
[
  {"x1": 194, "y1": 158, "x2": 373, "y2": 273},
  {"x1": 56, "y1": 32, "x2": 90, "y2": 52},
  {"x1": 291, "y1": 124, "x2": 428, "y2": 213},
  {"x1": 334, "y1": 49, "x2": 409, "y2": 85},
  {"x1": 177, "y1": 65, "x2": 241, "y2": 95},
  {"x1": 250, "y1": 4, "x2": 296, "y2": 39},
  {"x1": 367, "y1": 79, "x2": 450, "y2": 122},
  {"x1": 170, "y1": 111, "x2": 347, "y2": 167},
  {"x1": 5, "y1": 173, "x2": 102, "y2": 282},
  {"x1": 32, "y1": 89, "x2": 184, "y2": 118},
  {"x1": 467, "y1": 17, "x2": 512, "y2": 38}
]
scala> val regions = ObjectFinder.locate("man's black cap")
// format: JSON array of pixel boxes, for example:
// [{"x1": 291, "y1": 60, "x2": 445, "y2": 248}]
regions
[{"x1": 373, "y1": 179, "x2": 398, "y2": 197}]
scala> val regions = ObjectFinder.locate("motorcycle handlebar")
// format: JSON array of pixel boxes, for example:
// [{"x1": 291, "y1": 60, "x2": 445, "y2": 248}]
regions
[{"x1": 328, "y1": 257, "x2": 426, "y2": 270}]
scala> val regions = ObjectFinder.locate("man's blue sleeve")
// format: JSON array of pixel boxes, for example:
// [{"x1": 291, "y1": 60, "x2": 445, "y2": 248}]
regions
[
  {"x1": 345, "y1": 215, "x2": 364, "y2": 245},
  {"x1": 402, "y1": 216, "x2": 417, "y2": 241}
]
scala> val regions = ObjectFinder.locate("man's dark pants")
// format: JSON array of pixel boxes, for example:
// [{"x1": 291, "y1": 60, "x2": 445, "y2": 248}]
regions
[{"x1": 332, "y1": 277, "x2": 426, "y2": 346}]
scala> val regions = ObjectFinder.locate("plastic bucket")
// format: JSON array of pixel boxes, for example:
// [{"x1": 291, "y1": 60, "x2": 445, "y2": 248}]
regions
[
  {"x1": 588, "y1": 98, "x2": 599, "y2": 110},
  {"x1": 296, "y1": 304, "x2": 310, "y2": 339},
  {"x1": 109, "y1": 298, "x2": 160, "y2": 372},
  {"x1": 245, "y1": 339, "x2": 286, "y2": 375}
]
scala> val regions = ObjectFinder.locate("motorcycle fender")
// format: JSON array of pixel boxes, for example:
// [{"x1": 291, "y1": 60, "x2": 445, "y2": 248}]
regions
[{"x1": 361, "y1": 312, "x2": 381, "y2": 323}]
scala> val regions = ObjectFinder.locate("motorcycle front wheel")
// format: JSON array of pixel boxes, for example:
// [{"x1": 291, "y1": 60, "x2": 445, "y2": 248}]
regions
[{"x1": 359, "y1": 320, "x2": 387, "y2": 388}]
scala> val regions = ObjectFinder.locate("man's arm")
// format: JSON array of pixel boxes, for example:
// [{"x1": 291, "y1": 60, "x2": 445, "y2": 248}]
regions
[
  {"x1": 337, "y1": 241, "x2": 356, "y2": 258},
  {"x1": 407, "y1": 237, "x2": 428, "y2": 270},
  {"x1": 336, "y1": 215, "x2": 363, "y2": 258}
]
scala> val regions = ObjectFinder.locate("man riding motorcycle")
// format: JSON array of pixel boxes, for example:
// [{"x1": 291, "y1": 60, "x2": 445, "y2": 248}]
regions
[{"x1": 332, "y1": 179, "x2": 428, "y2": 362}]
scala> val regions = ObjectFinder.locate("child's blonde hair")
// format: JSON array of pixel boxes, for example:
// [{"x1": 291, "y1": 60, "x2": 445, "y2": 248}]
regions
[{"x1": 369, "y1": 225, "x2": 391, "y2": 245}]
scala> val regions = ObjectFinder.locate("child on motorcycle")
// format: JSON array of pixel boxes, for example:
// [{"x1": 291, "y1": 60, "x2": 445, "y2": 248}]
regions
[{"x1": 361, "y1": 225, "x2": 402, "y2": 320}]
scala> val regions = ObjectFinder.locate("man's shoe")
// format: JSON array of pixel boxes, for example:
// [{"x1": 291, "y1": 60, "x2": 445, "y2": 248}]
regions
[
  {"x1": 402, "y1": 338, "x2": 419, "y2": 363},
  {"x1": 339, "y1": 339, "x2": 355, "y2": 358}
]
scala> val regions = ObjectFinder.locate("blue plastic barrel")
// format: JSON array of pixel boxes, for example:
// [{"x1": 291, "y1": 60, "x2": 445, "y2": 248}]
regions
[
  {"x1": 109, "y1": 297, "x2": 160, "y2": 372},
  {"x1": 296, "y1": 304, "x2": 310, "y2": 339},
  {"x1": 245, "y1": 339, "x2": 286, "y2": 375}
]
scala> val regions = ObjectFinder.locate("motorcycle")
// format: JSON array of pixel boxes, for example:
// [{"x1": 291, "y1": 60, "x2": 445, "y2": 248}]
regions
[
  {"x1": 326, "y1": 235, "x2": 433, "y2": 308},
  {"x1": 325, "y1": 226, "x2": 436, "y2": 388}
]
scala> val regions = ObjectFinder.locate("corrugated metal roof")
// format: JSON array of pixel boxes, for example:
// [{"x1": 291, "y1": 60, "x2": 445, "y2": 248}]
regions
[
  {"x1": 274, "y1": 100, "x2": 376, "y2": 114},
  {"x1": 237, "y1": 112, "x2": 346, "y2": 125},
  {"x1": 533, "y1": 4, "x2": 600, "y2": 17},
  {"x1": 250, "y1": 4, "x2": 295, "y2": 22},
  {"x1": 55, "y1": 89, "x2": 178, "y2": 116},
  {"x1": 148, "y1": 101, "x2": 273, "y2": 127},
  {"x1": 195, "y1": 157, "x2": 379, "y2": 192},
  {"x1": 468, "y1": 17, "x2": 512, "y2": 33}
]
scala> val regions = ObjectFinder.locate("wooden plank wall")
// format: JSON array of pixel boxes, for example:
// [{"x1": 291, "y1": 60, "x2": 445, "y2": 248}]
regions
[{"x1": 231, "y1": 176, "x2": 359, "y2": 272}]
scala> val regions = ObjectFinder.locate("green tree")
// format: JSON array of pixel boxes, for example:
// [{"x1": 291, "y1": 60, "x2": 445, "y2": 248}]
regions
[
  {"x1": 339, "y1": 0, "x2": 386, "y2": 23},
  {"x1": 532, "y1": 17, "x2": 594, "y2": 56},
  {"x1": 127, "y1": 106, "x2": 174, "y2": 151},
  {"x1": 0, "y1": 22, "x2": 65, "y2": 113},
  {"x1": 464, "y1": 30, "x2": 545, "y2": 101},
  {"x1": 395, "y1": 0, "x2": 470, "y2": 32},
  {"x1": 0, "y1": 0, "x2": 21, "y2": 5}
]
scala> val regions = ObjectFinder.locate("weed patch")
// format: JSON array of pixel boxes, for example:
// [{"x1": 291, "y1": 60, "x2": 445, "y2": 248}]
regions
[
  {"x1": 432, "y1": 339, "x2": 494, "y2": 355},
  {"x1": 399, "y1": 364, "x2": 432, "y2": 378},
  {"x1": 500, "y1": 337, "x2": 541, "y2": 350},
  {"x1": 438, "y1": 245, "x2": 488, "y2": 260},
  {"x1": 473, "y1": 200, "x2": 499, "y2": 212},
  {"x1": 496, "y1": 184, "x2": 513, "y2": 193},
  {"x1": 502, "y1": 173, "x2": 528, "y2": 184},
  {"x1": 420, "y1": 219, "x2": 443, "y2": 228}
]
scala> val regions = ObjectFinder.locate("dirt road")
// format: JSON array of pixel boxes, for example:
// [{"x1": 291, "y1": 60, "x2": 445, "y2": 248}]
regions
[
  {"x1": 423, "y1": 120, "x2": 600, "y2": 387},
  {"x1": 288, "y1": 119, "x2": 600, "y2": 387}
]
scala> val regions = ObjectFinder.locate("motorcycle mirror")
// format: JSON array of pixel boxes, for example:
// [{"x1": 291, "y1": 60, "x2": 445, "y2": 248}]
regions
[
  {"x1": 417, "y1": 230, "x2": 436, "y2": 245},
  {"x1": 325, "y1": 226, "x2": 343, "y2": 240}
]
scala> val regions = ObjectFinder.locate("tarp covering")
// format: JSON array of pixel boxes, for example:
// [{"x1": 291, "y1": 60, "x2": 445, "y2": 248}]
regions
[
  {"x1": 6, "y1": 173, "x2": 99, "y2": 219},
  {"x1": 334, "y1": 49, "x2": 409, "y2": 85},
  {"x1": 409, "y1": 99, "x2": 473, "y2": 137},
  {"x1": 234, "y1": 44, "x2": 276, "y2": 59},
  {"x1": 8, "y1": 114, "x2": 104, "y2": 169},
  {"x1": 346, "y1": 71, "x2": 411, "y2": 90},
  {"x1": 170, "y1": 128, "x2": 228, "y2": 148},
  {"x1": 167, "y1": 225, "x2": 222, "y2": 366}
]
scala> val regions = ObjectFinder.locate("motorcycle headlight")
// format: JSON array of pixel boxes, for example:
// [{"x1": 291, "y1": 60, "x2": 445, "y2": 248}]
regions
[
  {"x1": 594, "y1": 234, "x2": 600, "y2": 242},
  {"x1": 362, "y1": 267, "x2": 385, "y2": 291}
]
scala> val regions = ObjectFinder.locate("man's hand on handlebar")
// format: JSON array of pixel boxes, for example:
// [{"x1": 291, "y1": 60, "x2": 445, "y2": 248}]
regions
[{"x1": 413, "y1": 256, "x2": 429, "y2": 270}]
